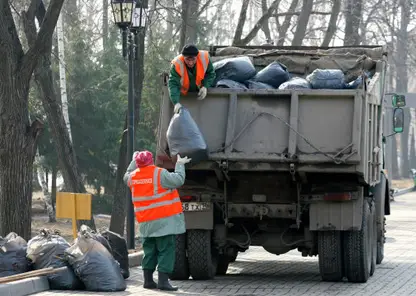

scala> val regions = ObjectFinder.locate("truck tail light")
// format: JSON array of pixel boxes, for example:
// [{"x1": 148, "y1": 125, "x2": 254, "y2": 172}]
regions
[
  {"x1": 323, "y1": 192, "x2": 352, "y2": 201},
  {"x1": 180, "y1": 195, "x2": 194, "y2": 201}
]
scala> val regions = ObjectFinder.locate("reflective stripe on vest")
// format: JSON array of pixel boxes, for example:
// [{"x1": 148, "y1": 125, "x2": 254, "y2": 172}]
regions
[
  {"x1": 128, "y1": 166, "x2": 183, "y2": 223},
  {"x1": 171, "y1": 50, "x2": 210, "y2": 96}
]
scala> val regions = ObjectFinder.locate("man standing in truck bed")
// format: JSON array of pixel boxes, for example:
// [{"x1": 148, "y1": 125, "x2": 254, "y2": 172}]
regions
[{"x1": 168, "y1": 44, "x2": 216, "y2": 113}]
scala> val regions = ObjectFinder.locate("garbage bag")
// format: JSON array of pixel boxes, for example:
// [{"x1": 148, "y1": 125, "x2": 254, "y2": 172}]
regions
[
  {"x1": 216, "y1": 79, "x2": 248, "y2": 89},
  {"x1": 27, "y1": 229, "x2": 83, "y2": 290},
  {"x1": 245, "y1": 80, "x2": 274, "y2": 89},
  {"x1": 213, "y1": 56, "x2": 256, "y2": 84},
  {"x1": 278, "y1": 77, "x2": 311, "y2": 90},
  {"x1": 0, "y1": 232, "x2": 30, "y2": 277},
  {"x1": 65, "y1": 225, "x2": 126, "y2": 292},
  {"x1": 166, "y1": 107, "x2": 208, "y2": 164},
  {"x1": 306, "y1": 69, "x2": 346, "y2": 89},
  {"x1": 251, "y1": 62, "x2": 290, "y2": 88},
  {"x1": 101, "y1": 230, "x2": 130, "y2": 279},
  {"x1": 345, "y1": 75, "x2": 364, "y2": 89}
]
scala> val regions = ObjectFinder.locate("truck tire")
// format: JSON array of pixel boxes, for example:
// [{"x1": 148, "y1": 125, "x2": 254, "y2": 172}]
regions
[
  {"x1": 377, "y1": 217, "x2": 385, "y2": 264},
  {"x1": 216, "y1": 255, "x2": 230, "y2": 275},
  {"x1": 343, "y1": 200, "x2": 371, "y2": 283},
  {"x1": 187, "y1": 230, "x2": 217, "y2": 280},
  {"x1": 229, "y1": 250, "x2": 238, "y2": 263},
  {"x1": 318, "y1": 231, "x2": 344, "y2": 282},
  {"x1": 370, "y1": 201, "x2": 377, "y2": 276},
  {"x1": 170, "y1": 234, "x2": 190, "y2": 280}
]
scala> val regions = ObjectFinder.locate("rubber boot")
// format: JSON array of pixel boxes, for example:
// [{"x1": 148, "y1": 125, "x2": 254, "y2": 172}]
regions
[
  {"x1": 143, "y1": 270, "x2": 157, "y2": 289},
  {"x1": 157, "y1": 272, "x2": 178, "y2": 291}
]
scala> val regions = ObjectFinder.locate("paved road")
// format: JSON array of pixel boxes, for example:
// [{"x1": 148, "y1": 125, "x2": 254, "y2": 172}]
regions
[{"x1": 36, "y1": 192, "x2": 416, "y2": 296}]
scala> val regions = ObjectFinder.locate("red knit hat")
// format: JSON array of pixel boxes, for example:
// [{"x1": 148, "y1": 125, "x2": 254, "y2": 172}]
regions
[{"x1": 134, "y1": 151, "x2": 154, "y2": 168}]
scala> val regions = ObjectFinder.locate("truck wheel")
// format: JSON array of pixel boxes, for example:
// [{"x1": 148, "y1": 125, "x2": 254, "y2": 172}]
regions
[
  {"x1": 377, "y1": 217, "x2": 385, "y2": 264},
  {"x1": 170, "y1": 234, "x2": 190, "y2": 280},
  {"x1": 229, "y1": 250, "x2": 238, "y2": 263},
  {"x1": 370, "y1": 201, "x2": 377, "y2": 276},
  {"x1": 187, "y1": 230, "x2": 217, "y2": 280},
  {"x1": 216, "y1": 255, "x2": 230, "y2": 275},
  {"x1": 318, "y1": 231, "x2": 344, "y2": 281},
  {"x1": 343, "y1": 200, "x2": 371, "y2": 283}
]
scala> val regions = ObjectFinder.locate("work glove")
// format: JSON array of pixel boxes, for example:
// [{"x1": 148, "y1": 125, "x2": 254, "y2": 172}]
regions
[
  {"x1": 174, "y1": 103, "x2": 182, "y2": 114},
  {"x1": 197, "y1": 86, "x2": 207, "y2": 100},
  {"x1": 177, "y1": 154, "x2": 192, "y2": 165}
]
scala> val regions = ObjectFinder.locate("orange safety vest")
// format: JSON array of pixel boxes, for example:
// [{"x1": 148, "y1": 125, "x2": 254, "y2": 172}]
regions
[
  {"x1": 171, "y1": 50, "x2": 210, "y2": 96},
  {"x1": 128, "y1": 165, "x2": 183, "y2": 223}
]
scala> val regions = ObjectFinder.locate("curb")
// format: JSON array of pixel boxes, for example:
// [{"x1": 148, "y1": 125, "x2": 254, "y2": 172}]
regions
[
  {"x1": 0, "y1": 251, "x2": 144, "y2": 296},
  {"x1": 393, "y1": 186, "x2": 415, "y2": 197}
]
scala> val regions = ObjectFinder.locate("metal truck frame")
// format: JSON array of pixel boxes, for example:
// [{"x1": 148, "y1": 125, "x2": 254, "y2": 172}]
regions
[{"x1": 155, "y1": 45, "x2": 406, "y2": 283}]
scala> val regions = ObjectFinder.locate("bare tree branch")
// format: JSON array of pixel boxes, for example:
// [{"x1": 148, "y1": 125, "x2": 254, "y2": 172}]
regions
[
  {"x1": 21, "y1": 0, "x2": 65, "y2": 82},
  {"x1": 292, "y1": 0, "x2": 313, "y2": 46},
  {"x1": 276, "y1": 0, "x2": 299, "y2": 45},
  {"x1": 321, "y1": 0, "x2": 341, "y2": 47}
]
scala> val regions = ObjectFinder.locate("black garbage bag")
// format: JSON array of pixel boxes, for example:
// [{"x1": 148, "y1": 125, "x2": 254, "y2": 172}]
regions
[
  {"x1": 216, "y1": 79, "x2": 248, "y2": 89},
  {"x1": 27, "y1": 229, "x2": 84, "y2": 290},
  {"x1": 245, "y1": 80, "x2": 274, "y2": 89},
  {"x1": 251, "y1": 62, "x2": 290, "y2": 88},
  {"x1": 0, "y1": 232, "x2": 30, "y2": 277},
  {"x1": 65, "y1": 225, "x2": 126, "y2": 292},
  {"x1": 213, "y1": 56, "x2": 256, "y2": 84},
  {"x1": 166, "y1": 107, "x2": 208, "y2": 164},
  {"x1": 306, "y1": 69, "x2": 346, "y2": 89},
  {"x1": 101, "y1": 230, "x2": 130, "y2": 279},
  {"x1": 278, "y1": 77, "x2": 311, "y2": 90}
]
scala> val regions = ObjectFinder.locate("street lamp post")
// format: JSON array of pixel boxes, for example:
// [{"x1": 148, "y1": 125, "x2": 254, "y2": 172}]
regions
[{"x1": 111, "y1": 0, "x2": 147, "y2": 249}]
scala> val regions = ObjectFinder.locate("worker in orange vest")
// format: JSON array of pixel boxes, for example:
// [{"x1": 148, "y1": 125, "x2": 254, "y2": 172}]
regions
[
  {"x1": 124, "y1": 150, "x2": 191, "y2": 291},
  {"x1": 168, "y1": 44, "x2": 216, "y2": 114}
]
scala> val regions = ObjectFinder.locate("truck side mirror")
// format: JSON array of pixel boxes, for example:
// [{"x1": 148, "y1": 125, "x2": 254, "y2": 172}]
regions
[
  {"x1": 393, "y1": 108, "x2": 404, "y2": 133},
  {"x1": 392, "y1": 94, "x2": 406, "y2": 107}
]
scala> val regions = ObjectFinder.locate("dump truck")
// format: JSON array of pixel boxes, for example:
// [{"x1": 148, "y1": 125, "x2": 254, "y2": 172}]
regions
[{"x1": 155, "y1": 45, "x2": 406, "y2": 283}]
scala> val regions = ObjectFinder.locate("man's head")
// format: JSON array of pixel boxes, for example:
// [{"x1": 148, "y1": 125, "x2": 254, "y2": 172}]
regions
[
  {"x1": 134, "y1": 150, "x2": 154, "y2": 168},
  {"x1": 181, "y1": 44, "x2": 199, "y2": 68}
]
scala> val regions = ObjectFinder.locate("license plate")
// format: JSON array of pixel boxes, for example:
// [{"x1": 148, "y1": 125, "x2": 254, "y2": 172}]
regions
[{"x1": 182, "y1": 202, "x2": 211, "y2": 212}]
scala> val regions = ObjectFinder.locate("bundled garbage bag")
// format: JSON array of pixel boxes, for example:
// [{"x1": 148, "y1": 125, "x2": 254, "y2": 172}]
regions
[
  {"x1": 345, "y1": 75, "x2": 364, "y2": 89},
  {"x1": 213, "y1": 56, "x2": 256, "y2": 84},
  {"x1": 245, "y1": 80, "x2": 274, "y2": 89},
  {"x1": 101, "y1": 230, "x2": 130, "y2": 279},
  {"x1": 278, "y1": 77, "x2": 311, "y2": 90},
  {"x1": 65, "y1": 225, "x2": 126, "y2": 292},
  {"x1": 306, "y1": 69, "x2": 346, "y2": 89},
  {"x1": 166, "y1": 107, "x2": 208, "y2": 164},
  {"x1": 27, "y1": 229, "x2": 83, "y2": 290},
  {"x1": 251, "y1": 62, "x2": 290, "y2": 88},
  {"x1": 216, "y1": 79, "x2": 248, "y2": 89},
  {"x1": 0, "y1": 232, "x2": 30, "y2": 277}
]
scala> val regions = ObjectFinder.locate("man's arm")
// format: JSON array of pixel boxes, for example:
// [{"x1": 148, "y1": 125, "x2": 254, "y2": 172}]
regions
[
  {"x1": 160, "y1": 162, "x2": 186, "y2": 189},
  {"x1": 203, "y1": 58, "x2": 216, "y2": 88},
  {"x1": 123, "y1": 160, "x2": 137, "y2": 185},
  {"x1": 168, "y1": 64, "x2": 181, "y2": 105}
]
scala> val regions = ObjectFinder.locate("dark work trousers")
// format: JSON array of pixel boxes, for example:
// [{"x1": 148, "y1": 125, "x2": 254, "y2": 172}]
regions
[{"x1": 141, "y1": 234, "x2": 176, "y2": 274}]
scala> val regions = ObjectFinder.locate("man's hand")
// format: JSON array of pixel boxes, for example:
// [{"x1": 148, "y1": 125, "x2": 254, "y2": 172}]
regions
[
  {"x1": 174, "y1": 103, "x2": 182, "y2": 114},
  {"x1": 197, "y1": 86, "x2": 207, "y2": 100},
  {"x1": 177, "y1": 154, "x2": 192, "y2": 165}
]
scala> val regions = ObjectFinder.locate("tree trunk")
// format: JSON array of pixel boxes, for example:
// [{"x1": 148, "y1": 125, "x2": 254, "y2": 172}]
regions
[
  {"x1": 232, "y1": 0, "x2": 250, "y2": 45},
  {"x1": 178, "y1": 0, "x2": 200, "y2": 52},
  {"x1": 0, "y1": 85, "x2": 42, "y2": 239},
  {"x1": 23, "y1": 1, "x2": 96, "y2": 230},
  {"x1": 37, "y1": 160, "x2": 56, "y2": 223},
  {"x1": 343, "y1": 0, "x2": 363, "y2": 45},
  {"x1": 291, "y1": 0, "x2": 313, "y2": 46},
  {"x1": 261, "y1": 0, "x2": 272, "y2": 42},
  {"x1": 102, "y1": 0, "x2": 109, "y2": 48},
  {"x1": 397, "y1": 0, "x2": 410, "y2": 177},
  {"x1": 276, "y1": 0, "x2": 299, "y2": 45},
  {"x1": 392, "y1": 135, "x2": 400, "y2": 179},
  {"x1": 321, "y1": 0, "x2": 341, "y2": 47},
  {"x1": 33, "y1": 166, "x2": 42, "y2": 191},
  {"x1": 51, "y1": 166, "x2": 57, "y2": 211}
]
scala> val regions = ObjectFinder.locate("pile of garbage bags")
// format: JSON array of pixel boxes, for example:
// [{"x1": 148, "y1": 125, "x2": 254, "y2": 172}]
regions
[
  {"x1": 212, "y1": 57, "x2": 365, "y2": 90},
  {"x1": 0, "y1": 227, "x2": 130, "y2": 292}
]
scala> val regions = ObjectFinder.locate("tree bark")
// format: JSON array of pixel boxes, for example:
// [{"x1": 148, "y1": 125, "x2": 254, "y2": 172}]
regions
[
  {"x1": 397, "y1": 0, "x2": 410, "y2": 177},
  {"x1": 291, "y1": 0, "x2": 313, "y2": 46},
  {"x1": 343, "y1": 0, "x2": 363, "y2": 45},
  {"x1": 22, "y1": 0, "x2": 96, "y2": 230},
  {"x1": 321, "y1": 0, "x2": 341, "y2": 47},
  {"x1": 232, "y1": 0, "x2": 250, "y2": 45},
  {"x1": 276, "y1": 0, "x2": 299, "y2": 45},
  {"x1": 178, "y1": 0, "x2": 200, "y2": 52},
  {"x1": 261, "y1": 0, "x2": 272, "y2": 42}
]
